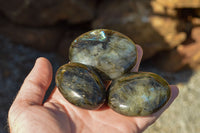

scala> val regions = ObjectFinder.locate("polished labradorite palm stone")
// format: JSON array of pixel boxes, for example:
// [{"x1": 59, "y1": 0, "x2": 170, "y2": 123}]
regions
[
  {"x1": 108, "y1": 72, "x2": 171, "y2": 116},
  {"x1": 56, "y1": 62, "x2": 106, "y2": 110},
  {"x1": 69, "y1": 29, "x2": 137, "y2": 79}
]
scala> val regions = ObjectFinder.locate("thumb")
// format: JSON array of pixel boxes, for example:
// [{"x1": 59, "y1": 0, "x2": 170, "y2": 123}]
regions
[{"x1": 14, "y1": 57, "x2": 53, "y2": 106}]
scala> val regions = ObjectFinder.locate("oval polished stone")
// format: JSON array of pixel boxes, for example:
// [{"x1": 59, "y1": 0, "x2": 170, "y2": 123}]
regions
[
  {"x1": 69, "y1": 29, "x2": 137, "y2": 79},
  {"x1": 55, "y1": 62, "x2": 106, "y2": 110},
  {"x1": 108, "y1": 72, "x2": 171, "y2": 116}
]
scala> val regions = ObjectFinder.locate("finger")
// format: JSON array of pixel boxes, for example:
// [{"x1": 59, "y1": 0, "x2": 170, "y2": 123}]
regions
[
  {"x1": 132, "y1": 45, "x2": 143, "y2": 72},
  {"x1": 14, "y1": 57, "x2": 53, "y2": 105},
  {"x1": 134, "y1": 85, "x2": 179, "y2": 131}
]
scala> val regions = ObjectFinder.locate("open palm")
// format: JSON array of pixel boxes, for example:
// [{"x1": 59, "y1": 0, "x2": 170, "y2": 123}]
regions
[{"x1": 8, "y1": 45, "x2": 179, "y2": 133}]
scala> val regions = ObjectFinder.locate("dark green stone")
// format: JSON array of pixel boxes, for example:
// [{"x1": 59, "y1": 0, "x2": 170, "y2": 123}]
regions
[
  {"x1": 108, "y1": 72, "x2": 171, "y2": 116},
  {"x1": 69, "y1": 29, "x2": 137, "y2": 80},
  {"x1": 55, "y1": 63, "x2": 106, "y2": 110}
]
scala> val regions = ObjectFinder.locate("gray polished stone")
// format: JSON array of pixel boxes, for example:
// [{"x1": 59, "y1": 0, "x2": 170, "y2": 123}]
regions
[
  {"x1": 108, "y1": 72, "x2": 171, "y2": 116},
  {"x1": 56, "y1": 62, "x2": 106, "y2": 110},
  {"x1": 69, "y1": 29, "x2": 137, "y2": 79}
]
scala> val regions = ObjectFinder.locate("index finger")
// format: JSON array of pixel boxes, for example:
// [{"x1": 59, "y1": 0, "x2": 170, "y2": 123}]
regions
[{"x1": 132, "y1": 45, "x2": 143, "y2": 72}]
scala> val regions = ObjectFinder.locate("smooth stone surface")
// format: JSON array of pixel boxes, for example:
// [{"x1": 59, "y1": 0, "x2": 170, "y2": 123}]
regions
[
  {"x1": 56, "y1": 62, "x2": 106, "y2": 110},
  {"x1": 69, "y1": 29, "x2": 137, "y2": 79},
  {"x1": 108, "y1": 72, "x2": 171, "y2": 116}
]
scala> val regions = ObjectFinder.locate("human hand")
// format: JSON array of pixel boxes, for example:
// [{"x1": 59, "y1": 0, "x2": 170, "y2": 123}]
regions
[{"x1": 8, "y1": 45, "x2": 179, "y2": 133}]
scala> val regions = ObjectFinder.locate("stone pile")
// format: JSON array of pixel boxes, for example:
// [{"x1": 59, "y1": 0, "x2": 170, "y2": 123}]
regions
[
  {"x1": 0, "y1": 0, "x2": 200, "y2": 71},
  {"x1": 151, "y1": 0, "x2": 200, "y2": 71}
]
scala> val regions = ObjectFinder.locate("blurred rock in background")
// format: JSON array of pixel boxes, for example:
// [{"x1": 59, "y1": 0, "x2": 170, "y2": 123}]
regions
[
  {"x1": 0, "y1": 0, "x2": 97, "y2": 26},
  {"x1": 92, "y1": 0, "x2": 186, "y2": 60},
  {"x1": 155, "y1": 27, "x2": 200, "y2": 72},
  {"x1": 0, "y1": 0, "x2": 200, "y2": 72},
  {"x1": 154, "y1": 0, "x2": 200, "y2": 8},
  {"x1": 0, "y1": 15, "x2": 65, "y2": 51}
]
